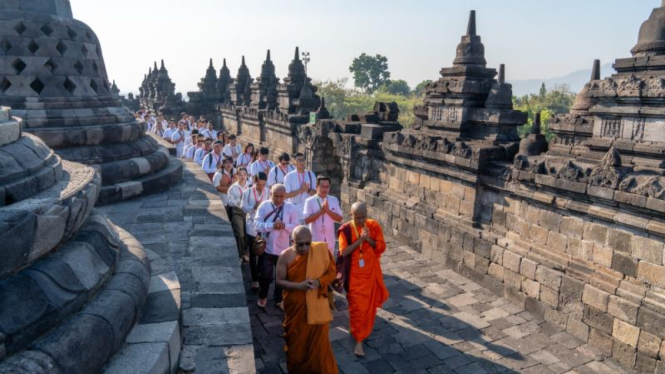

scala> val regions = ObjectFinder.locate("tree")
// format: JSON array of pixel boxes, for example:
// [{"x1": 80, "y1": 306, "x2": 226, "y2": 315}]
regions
[
  {"x1": 513, "y1": 84, "x2": 576, "y2": 142},
  {"x1": 414, "y1": 80, "x2": 433, "y2": 97},
  {"x1": 349, "y1": 53, "x2": 391, "y2": 93},
  {"x1": 382, "y1": 79, "x2": 411, "y2": 96}
]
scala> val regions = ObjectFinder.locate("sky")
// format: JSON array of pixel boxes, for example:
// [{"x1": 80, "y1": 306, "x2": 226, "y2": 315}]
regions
[{"x1": 69, "y1": 0, "x2": 661, "y2": 95}]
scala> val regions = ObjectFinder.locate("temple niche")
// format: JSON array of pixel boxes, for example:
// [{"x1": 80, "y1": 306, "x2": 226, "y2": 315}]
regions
[{"x1": 0, "y1": 3, "x2": 182, "y2": 204}]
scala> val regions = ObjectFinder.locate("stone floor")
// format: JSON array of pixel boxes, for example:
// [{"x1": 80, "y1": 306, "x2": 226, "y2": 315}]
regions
[
  {"x1": 99, "y1": 160, "x2": 255, "y2": 374},
  {"x1": 246, "y1": 239, "x2": 634, "y2": 374}
]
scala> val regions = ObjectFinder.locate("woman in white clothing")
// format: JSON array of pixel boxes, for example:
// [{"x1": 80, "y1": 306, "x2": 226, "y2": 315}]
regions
[
  {"x1": 228, "y1": 167, "x2": 250, "y2": 262},
  {"x1": 242, "y1": 171, "x2": 268, "y2": 289},
  {"x1": 236, "y1": 143, "x2": 255, "y2": 170},
  {"x1": 213, "y1": 156, "x2": 236, "y2": 216}
]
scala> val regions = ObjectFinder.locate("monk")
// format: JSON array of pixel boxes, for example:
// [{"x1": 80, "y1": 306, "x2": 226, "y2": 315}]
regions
[
  {"x1": 276, "y1": 226, "x2": 338, "y2": 374},
  {"x1": 338, "y1": 202, "x2": 389, "y2": 357}
]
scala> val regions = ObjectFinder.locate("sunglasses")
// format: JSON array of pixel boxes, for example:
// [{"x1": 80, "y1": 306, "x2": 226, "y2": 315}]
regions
[{"x1": 296, "y1": 242, "x2": 311, "y2": 247}]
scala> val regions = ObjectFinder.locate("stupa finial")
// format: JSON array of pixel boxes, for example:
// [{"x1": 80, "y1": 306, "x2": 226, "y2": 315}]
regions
[
  {"x1": 591, "y1": 59, "x2": 601, "y2": 81},
  {"x1": 498, "y1": 64, "x2": 505, "y2": 84},
  {"x1": 467, "y1": 10, "x2": 477, "y2": 36},
  {"x1": 532, "y1": 112, "x2": 542, "y2": 135}
]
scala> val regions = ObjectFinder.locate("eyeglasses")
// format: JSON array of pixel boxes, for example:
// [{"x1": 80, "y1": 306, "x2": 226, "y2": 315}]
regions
[{"x1": 296, "y1": 242, "x2": 311, "y2": 247}]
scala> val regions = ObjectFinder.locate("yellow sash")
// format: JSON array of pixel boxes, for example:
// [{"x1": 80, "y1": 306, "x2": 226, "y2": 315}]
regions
[{"x1": 305, "y1": 242, "x2": 333, "y2": 325}]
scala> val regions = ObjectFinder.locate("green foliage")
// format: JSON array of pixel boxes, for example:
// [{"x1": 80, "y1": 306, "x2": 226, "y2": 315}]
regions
[
  {"x1": 315, "y1": 79, "x2": 420, "y2": 127},
  {"x1": 382, "y1": 79, "x2": 411, "y2": 96},
  {"x1": 513, "y1": 83, "x2": 576, "y2": 142},
  {"x1": 349, "y1": 53, "x2": 391, "y2": 93},
  {"x1": 414, "y1": 80, "x2": 432, "y2": 97}
]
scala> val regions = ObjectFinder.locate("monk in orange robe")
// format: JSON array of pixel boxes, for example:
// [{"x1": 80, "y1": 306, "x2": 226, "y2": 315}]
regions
[
  {"x1": 338, "y1": 202, "x2": 389, "y2": 357},
  {"x1": 276, "y1": 226, "x2": 338, "y2": 374}
]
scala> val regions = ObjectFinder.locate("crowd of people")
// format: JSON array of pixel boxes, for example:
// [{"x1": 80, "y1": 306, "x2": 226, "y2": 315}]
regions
[{"x1": 135, "y1": 110, "x2": 390, "y2": 374}]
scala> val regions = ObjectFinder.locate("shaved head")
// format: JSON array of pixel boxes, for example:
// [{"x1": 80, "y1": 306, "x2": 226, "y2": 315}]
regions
[
  {"x1": 351, "y1": 201, "x2": 368, "y2": 227},
  {"x1": 292, "y1": 226, "x2": 313, "y2": 255},
  {"x1": 351, "y1": 202, "x2": 367, "y2": 215},
  {"x1": 272, "y1": 183, "x2": 286, "y2": 194}
]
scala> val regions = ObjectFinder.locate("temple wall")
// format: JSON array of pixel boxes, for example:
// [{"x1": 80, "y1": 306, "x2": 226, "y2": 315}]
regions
[{"x1": 334, "y1": 135, "x2": 665, "y2": 373}]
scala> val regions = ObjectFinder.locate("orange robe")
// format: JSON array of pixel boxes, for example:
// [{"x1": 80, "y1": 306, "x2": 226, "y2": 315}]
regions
[
  {"x1": 339, "y1": 219, "x2": 389, "y2": 342},
  {"x1": 282, "y1": 247, "x2": 338, "y2": 374}
]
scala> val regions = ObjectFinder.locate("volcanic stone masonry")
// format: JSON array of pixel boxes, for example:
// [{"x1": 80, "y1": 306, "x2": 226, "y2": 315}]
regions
[
  {"x1": 0, "y1": 1, "x2": 183, "y2": 204},
  {"x1": 215, "y1": 5, "x2": 665, "y2": 373}
]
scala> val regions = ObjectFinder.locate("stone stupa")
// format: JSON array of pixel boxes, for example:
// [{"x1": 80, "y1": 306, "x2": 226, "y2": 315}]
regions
[{"x1": 0, "y1": 0, "x2": 182, "y2": 204}]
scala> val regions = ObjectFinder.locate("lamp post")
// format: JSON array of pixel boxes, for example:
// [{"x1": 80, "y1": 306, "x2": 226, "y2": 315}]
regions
[{"x1": 301, "y1": 50, "x2": 310, "y2": 75}]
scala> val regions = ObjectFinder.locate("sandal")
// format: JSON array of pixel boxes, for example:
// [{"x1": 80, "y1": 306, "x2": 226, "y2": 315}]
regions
[
  {"x1": 251, "y1": 282, "x2": 260, "y2": 290},
  {"x1": 275, "y1": 301, "x2": 285, "y2": 312},
  {"x1": 257, "y1": 298, "x2": 267, "y2": 308},
  {"x1": 242, "y1": 254, "x2": 250, "y2": 263}
]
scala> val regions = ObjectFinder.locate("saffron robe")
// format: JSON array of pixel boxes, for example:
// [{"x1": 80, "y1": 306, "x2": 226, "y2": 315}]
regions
[
  {"x1": 338, "y1": 219, "x2": 389, "y2": 342},
  {"x1": 282, "y1": 244, "x2": 338, "y2": 374}
]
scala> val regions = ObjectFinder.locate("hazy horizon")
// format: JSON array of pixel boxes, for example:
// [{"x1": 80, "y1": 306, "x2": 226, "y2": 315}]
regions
[{"x1": 69, "y1": 0, "x2": 661, "y2": 95}]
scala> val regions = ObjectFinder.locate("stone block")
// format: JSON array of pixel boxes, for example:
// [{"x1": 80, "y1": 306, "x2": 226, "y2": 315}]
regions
[
  {"x1": 522, "y1": 278, "x2": 540, "y2": 299},
  {"x1": 608, "y1": 295, "x2": 639, "y2": 325},
  {"x1": 529, "y1": 225, "x2": 549, "y2": 245},
  {"x1": 612, "y1": 341, "x2": 637, "y2": 368},
  {"x1": 638, "y1": 330, "x2": 661, "y2": 358},
  {"x1": 584, "y1": 306, "x2": 614, "y2": 335},
  {"x1": 583, "y1": 222, "x2": 608, "y2": 246},
  {"x1": 547, "y1": 231, "x2": 567, "y2": 252},
  {"x1": 592, "y1": 245, "x2": 613, "y2": 268},
  {"x1": 560, "y1": 276, "x2": 585, "y2": 306},
  {"x1": 566, "y1": 318, "x2": 590, "y2": 342},
  {"x1": 635, "y1": 352, "x2": 657, "y2": 373},
  {"x1": 612, "y1": 252, "x2": 638, "y2": 278},
  {"x1": 561, "y1": 216, "x2": 584, "y2": 239},
  {"x1": 536, "y1": 266, "x2": 562, "y2": 291},
  {"x1": 632, "y1": 236, "x2": 664, "y2": 265},
  {"x1": 613, "y1": 318, "x2": 640, "y2": 347},
  {"x1": 637, "y1": 306, "x2": 665, "y2": 339},
  {"x1": 503, "y1": 251, "x2": 522, "y2": 273},
  {"x1": 504, "y1": 269, "x2": 522, "y2": 291},
  {"x1": 488, "y1": 263, "x2": 504, "y2": 281},
  {"x1": 608, "y1": 228, "x2": 632, "y2": 254},
  {"x1": 589, "y1": 328, "x2": 614, "y2": 356},
  {"x1": 583, "y1": 284, "x2": 610, "y2": 312},
  {"x1": 638, "y1": 261, "x2": 665, "y2": 289},
  {"x1": 490, "y1": 245, "x2": 504, "y2": 265},
  {"x1": 520, "y1": 258, "x2": 537, "y2": 280},
  {"x1": 540, "y1": 286, "x2": 559, "y2": 308}
]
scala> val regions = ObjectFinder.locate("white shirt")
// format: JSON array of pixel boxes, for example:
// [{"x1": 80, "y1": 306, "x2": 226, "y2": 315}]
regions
[
  {"x1": 202, "y1": 151, "x2": 223, "y2": 174},
  {"x1": 227, "y1": 181, "x2": 250, "y2": 208},
  {"x1": 284, "y1": 169, "x2": 316, "y2": 218},
  {"x1": 185, "y1": 137, "x2": 194, "y2": 148},
  {"x1": 171, "y1": 130, "x2": 187, "y2": 158},
  {"x1": 236, "y1": 153, "x2": 253, "y2": 169},
  {"x1": 242, "y1": 186, "x2": 269, "y2": 237},
  {"x1": 223, "y1": 144, "x2": 242, "y2": 160},
  {"x1": 254, "y1": 201, "x2": 300, "y2": 256},
  {"x1": 194, "y1": 148, "x2": 208, "y2": 165},
  {"x1": 184, "y1": 145, "x2": 198, "y2": 159},
  {"x1": 267, "y1": 164, "x2": 295, "y2": 188},
  {"x1": 201, "y1": 128, "x2": 218, "y2": 139},
  {"x1": 303, "y1": 195, "x2": 341, "y2": 253},
  {"x1": 163, "y1": 127, "x2": 175, "y2": 141},
  {"x1": 212, "y1": 170, "x2": 233, "y2": 206},
  {"x1": 249, "y1": 159, "x2": 275, "y2": 179}
]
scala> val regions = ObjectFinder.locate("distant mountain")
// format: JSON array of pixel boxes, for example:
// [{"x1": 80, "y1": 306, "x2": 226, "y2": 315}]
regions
[{"x1": 510, "y1": 63, "x2": 613, "y2": 96}]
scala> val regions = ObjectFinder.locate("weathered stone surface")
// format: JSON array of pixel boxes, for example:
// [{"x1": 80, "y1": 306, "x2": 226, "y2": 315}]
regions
[{"x1": 582, "y1": 284, "x2": 610, "y2": 312}]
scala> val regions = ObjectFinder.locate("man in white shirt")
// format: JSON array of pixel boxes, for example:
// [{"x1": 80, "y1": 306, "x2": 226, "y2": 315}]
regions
[
  {"x1": 284, "y1": 152, "x2": 316, "y2": 221},
  {"x1": 303, "y1": 175, "x2": 343, "y2": 255},
  {"x1": 228, "y1": 167, "x2": 250, "y2": 262},
  {"x1": 250, "y1": 147, "x2": 275, "y2": 181},
  {"x1": 184, "y1": 128, "x2": 197, "y2": 149},
  {"x1": 194, "y1": 138, "x2": 212, "y2": 165},
  {"x1": 163, "y1": 120, "x2": 176, "y2": 143},
  {"x1": 171, "y1": 121, "x2": 188, "y2": 158},
  {"x1": 242, "y1": 172, "x2": 269, "y2": 289},
  {"x1": 201, "y1": 121, "x2": 218, "y2": 140},
  {"x1": 202, "y1": 140, "x2": 224, "y2": 179},
  {"x1": 223, "y1": 134, "x2": 242, "y2": 162},
  {"x1": 267, "y1": 152, "x2": 295, "y2": 188},
  {"x1": 254, "y1": 184, "x2": 300, "y2": 309}
]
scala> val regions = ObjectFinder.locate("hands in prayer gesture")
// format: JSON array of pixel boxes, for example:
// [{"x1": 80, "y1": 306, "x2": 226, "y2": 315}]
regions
[{"x1": 301, "y1": 182, "x2": 310, "y2": 193}]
